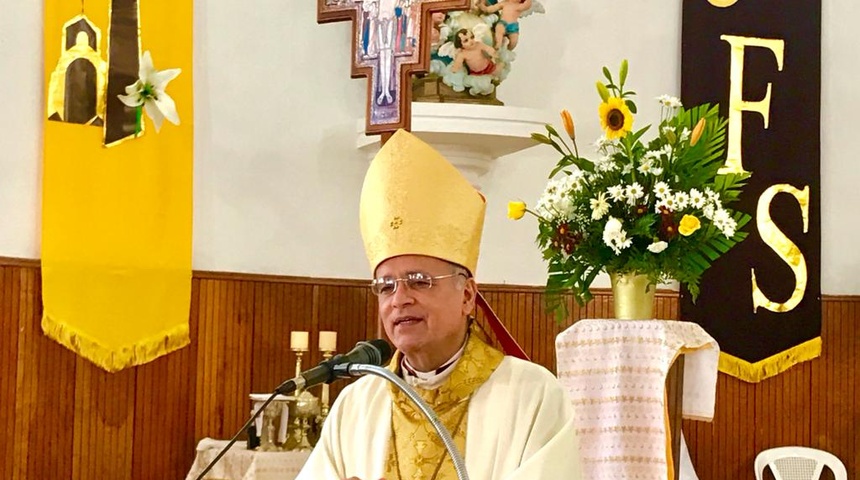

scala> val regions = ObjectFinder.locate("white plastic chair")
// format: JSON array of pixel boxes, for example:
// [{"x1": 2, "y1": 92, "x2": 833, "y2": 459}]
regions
[{"x1": 755, "y1": 446, "x2": 848, "y2": 480}]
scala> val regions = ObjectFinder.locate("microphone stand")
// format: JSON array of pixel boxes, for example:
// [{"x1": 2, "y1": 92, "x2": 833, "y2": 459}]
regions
[
  {"x1": 192, "y1": 377, "x2": 302, "y2": 480},
  {"x1": 335, "y1": 363, "x2": 471, "y2": 480}
]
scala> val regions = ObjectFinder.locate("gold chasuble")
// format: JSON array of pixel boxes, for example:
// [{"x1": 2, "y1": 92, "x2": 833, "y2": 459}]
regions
[
  {"x1": 385, "y1": 330, "x2": 504, "y2": 480},
  {"x1": 41, "y1": 0, "x2": 193, "y2": 371}
]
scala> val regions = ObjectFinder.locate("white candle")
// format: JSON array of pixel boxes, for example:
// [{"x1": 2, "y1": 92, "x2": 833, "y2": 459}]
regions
[
  {"x1": 319, "y1": 331, "x2": 338, "y2": 352},
  {"x1": 290, "y1": 331, "x2": 309, "y2": 351}
]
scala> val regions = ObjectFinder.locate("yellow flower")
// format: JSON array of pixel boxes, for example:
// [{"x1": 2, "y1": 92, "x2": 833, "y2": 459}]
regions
[
  {"x1": 598, "y1": 97, "x2": 633, "y2": 140},
  {"x1": 507, "y1": 201, "x2": 527, "y2": 220},
  {"x1": 560, "y1": 109, "x2": 576, "y2": 140},
  {"x1": 690, "y1": 117, "x2": 706, "y2": 147},
  {"x1": 678, "y1": 214, "x2": 701, "y2": 236}
]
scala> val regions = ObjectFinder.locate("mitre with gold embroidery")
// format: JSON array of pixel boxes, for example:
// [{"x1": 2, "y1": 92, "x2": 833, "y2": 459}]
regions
[{"x1": 359, "y1": 129, "x2": 486, "y2": 275}]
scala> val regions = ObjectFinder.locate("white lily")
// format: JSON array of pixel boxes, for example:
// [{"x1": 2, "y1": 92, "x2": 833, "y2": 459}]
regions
[{"x1": 118, "y1": 50, "x2": 181, "y2": 132}]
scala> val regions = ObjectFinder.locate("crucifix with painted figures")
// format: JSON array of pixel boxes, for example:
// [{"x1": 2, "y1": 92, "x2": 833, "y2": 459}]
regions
[{"x1": 317, "y1": 0, "x2": 470, "y2": 137}]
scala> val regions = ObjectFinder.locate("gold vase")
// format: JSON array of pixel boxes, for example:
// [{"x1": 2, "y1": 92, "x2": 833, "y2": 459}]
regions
[{"x1": 609, "y1": 272, "x2": 656, "y2": 320}]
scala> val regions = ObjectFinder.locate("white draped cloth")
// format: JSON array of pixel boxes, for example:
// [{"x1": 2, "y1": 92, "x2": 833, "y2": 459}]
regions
[
  {"x1": 296, "y1": 356, "x2": 583, "y2": 480},
  {"x1": 185, "y1": 438, "x2": 310, "y2": 480},
  {"x1": 555, "y1": 319, "x2": 719, "y2": 480}
]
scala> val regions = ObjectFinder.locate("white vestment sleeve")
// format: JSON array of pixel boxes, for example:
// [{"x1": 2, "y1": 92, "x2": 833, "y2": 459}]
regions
[
  {"x1": 465, "y1": 358, "x2": 583, "y2": 480},
  {"x1": 295, "y1": 376, "x2": 393, "y2": 480},
  {"x1": 296, "y1": 357, "x2": 583, "y2": 480}
]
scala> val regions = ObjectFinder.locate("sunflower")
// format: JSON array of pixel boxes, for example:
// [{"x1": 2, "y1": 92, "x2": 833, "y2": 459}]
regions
[{"x1": 598, "y1": 97, "x2": 633, "y2": 140}]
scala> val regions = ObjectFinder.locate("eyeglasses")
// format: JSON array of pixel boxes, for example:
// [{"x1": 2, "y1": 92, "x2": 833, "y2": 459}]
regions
[{"x1": 370, "y1": 272, "x2": 466, "y2": 296}]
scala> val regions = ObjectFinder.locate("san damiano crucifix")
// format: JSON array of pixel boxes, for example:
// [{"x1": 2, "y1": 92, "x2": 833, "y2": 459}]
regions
[{"x1": 317, "y1": 0, "x2": 471, "y2": 139}]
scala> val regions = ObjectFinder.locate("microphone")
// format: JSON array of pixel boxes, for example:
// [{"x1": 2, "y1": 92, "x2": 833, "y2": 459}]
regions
[{"x1": 275, "y1": 339, "x2": 393, "y2": 395}]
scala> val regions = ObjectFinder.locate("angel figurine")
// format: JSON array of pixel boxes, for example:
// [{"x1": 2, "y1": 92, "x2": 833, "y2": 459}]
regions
[
  {"x1": 451, "y1": 28, "x2": 497, "y2": 75},
  {"x1": 479, "y1": 0, "x2": 543, "y2": 50}
]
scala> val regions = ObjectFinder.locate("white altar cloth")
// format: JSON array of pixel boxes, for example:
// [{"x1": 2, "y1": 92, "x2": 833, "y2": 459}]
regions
[{"x1": 186, "y1": 438, "x2": 311, "y2": 480}]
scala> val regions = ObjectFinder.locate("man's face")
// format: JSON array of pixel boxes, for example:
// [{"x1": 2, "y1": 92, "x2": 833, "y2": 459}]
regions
[{"x1": 374, "y1": 255, "x2": 475, "y2": 359}]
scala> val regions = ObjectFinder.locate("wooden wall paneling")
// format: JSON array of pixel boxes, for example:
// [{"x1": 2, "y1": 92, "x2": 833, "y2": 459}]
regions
[
  {"x1": 475, "y1": 290, "x2": 496, "y2": 349},
  {"x1": 813, "y1": 298, "x2": 858, "y2": 478},
  {"x1": 276, "y1": 281, "x2": 300, "y2": 388},
  {"x1": 849, "y1": 299, "x2": 860, "y2": 477},
  {"x1": 364, "y1": 288, "x2": 379, "y2": 345},
  {"x1": 11, "y1": 266, "x2": 34, "y2": 480},
  {"x1": 256, "y1": 281, "x2": 281, "y2": 393},
  {"x1": 514, "y1": 292, "x2": 528, "y2": 359},
  {"x1": 534, "y1": 291, "x2": 556, "y2": 372},
  {"x1": 72, "y1": 358, "x2": 136, "y2": 480},
  {"x1": 222, "y1": 280, "x2": 238, "y2": 436},
  {"x1": 250, "y1": 281, "x2": 271, "y2": 394},
  {"x1": 655, "y1": 291, "x2": 679, "y2": 320},
  {"x1": 15, "y1": 266, "x2": 76, "y2": 480},
  {"x1": 503, "y1": 291, "x2": 519, "y2": 357},
  {"x1": 250, "y1": 282, "x2": 284, "y2": 396},
  {"x1": 0, "y1": 267, "x2": 19, "y2": 480},
  {"x1": 315, "y1": 284, "x2": 368, "y2": 402},
  {"x1": 194, "y1": 278, "x2": 229, "y2": 439},
  {"x1": 131, "y1": 312, "x2": 198, "y2": 479},
  {"x1": 729, "y1": 374, "x2": 757, "y2": 480},
  {"x1": 272, "y1": 282, "x2": 320, "y2": 396},
  {"x1": 507, "y1": 290, "x2": 522, "y2": 356},
  {"x1": 754, "y1": 355, "x2": 812, "y2": 456},
  {"x1": 852, "y1": 299, "x2": 860, "y2": 478},
  {"x1": 738, "y1": 371, "x2": 757, "y2": 480},
  {"x1": 185, "y1": 278, "x2": 201, "y2": 458},
  {"x1": 223, "y1": 280, "x2": 255, "y2": 438},
  {"x1": 524, "y1": 291, "x2": 542, "y2": 370}
]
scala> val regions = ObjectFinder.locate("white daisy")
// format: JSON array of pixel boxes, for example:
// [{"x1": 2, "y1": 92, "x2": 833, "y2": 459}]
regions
[
  {"x1": 674, "y1": 191, "x2": 690, "y2": 210},
  {"x1": 656, "y1": 196, "x2": 678, "y2": 213},
  {"x1": 653, "y1": 181, "x2": 672, "y2": 199},
  {"x1": 689, "y1": 188, "x2": 705, "y2": 209},
  {"x1": 625, "y1": 183, "x2": 645, "y2": 204},
  {"x1": 606, "y1": 185, "x2": 626, "y2": 203},
  {"x1": 656, "y1": 94, "x2": 683, "y2": 108}
]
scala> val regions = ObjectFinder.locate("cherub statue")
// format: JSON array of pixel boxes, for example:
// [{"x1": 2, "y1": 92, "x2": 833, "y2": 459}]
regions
[
  {"x1": 429, "y1": 12, "x2": 447, "y2": 48},
  {"x1": 479, "y1": 0, "x2": 533, "y2": 50},
  {"x1": 451, "y1": 28, "x2": 497, "y2": 75}
]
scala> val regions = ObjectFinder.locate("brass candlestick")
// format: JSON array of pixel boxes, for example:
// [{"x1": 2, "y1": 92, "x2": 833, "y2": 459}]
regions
[
  {"x1": 294, "y1": 350, "x2": 304, "y2": 380},
  {"x1": 319, "y1": 349, "x2": 334, "y2": 420},
  {"x1": 293, "y1": 390, "x2": 320, "y2": 451},
  {"x1": 258, "y1": 402, "x2": 281, "y2": 452}
]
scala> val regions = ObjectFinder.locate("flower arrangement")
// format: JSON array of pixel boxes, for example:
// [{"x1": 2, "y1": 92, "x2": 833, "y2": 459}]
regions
[{"x1": 510, "y1": 61, "x2": 751, "y2": 312}]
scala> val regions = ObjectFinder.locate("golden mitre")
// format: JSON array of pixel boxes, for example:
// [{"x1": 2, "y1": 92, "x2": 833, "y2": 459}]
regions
[{"x1": 360, "y1": 130, "x2": 486, "y2": 275}]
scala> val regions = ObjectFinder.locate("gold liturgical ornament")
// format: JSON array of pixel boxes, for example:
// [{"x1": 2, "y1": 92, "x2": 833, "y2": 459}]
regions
[{"x1": 47, "y1": 14, "x2": 107, "y2": 127}]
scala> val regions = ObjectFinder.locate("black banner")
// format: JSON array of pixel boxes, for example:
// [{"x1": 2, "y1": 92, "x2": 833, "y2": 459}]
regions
[{"x1": 680, "y1": 0, "x2": 821, "y2": 382}]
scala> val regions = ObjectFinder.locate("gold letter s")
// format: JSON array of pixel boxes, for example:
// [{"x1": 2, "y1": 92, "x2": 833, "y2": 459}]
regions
[{"x1": 751, "y1": 184, "x2": 809, "y2": 313}]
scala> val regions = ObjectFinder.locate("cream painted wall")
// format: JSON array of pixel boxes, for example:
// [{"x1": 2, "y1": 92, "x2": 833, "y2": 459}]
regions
[{"x1": 0, "y1": 1, "x2": 857, "y2": 293}]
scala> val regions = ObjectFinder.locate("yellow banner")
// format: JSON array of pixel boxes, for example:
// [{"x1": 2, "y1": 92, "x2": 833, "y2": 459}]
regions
[{"x1": 42, "y1": 0, "x2": 193, "y2": 372}]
